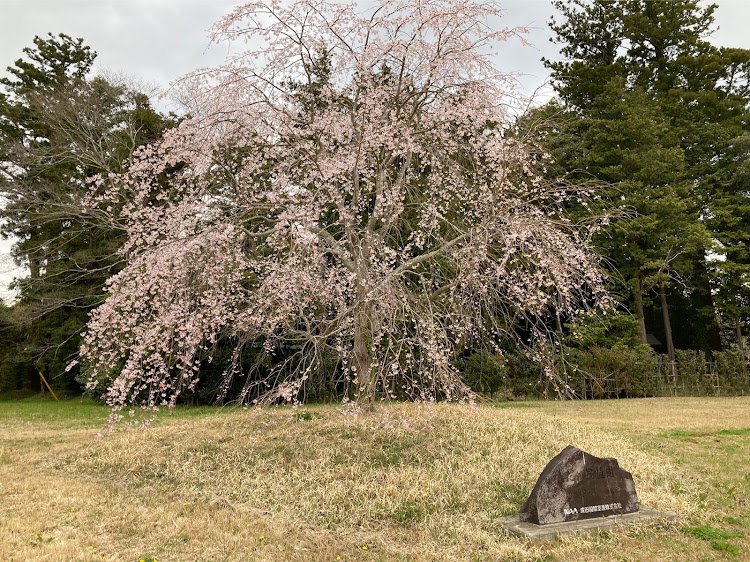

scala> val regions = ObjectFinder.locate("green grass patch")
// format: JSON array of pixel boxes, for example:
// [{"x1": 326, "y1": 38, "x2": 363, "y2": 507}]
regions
[
  {"x1": 491, "y1": 400, "x2": 543, "y2": 409},
  {"x1": 662, "y1": 428, "x2": 750, "y2": 439},
  {"x1": 681, "y1": 525, "x2": 744, "y2": 541},
  {"x1": 0, "y1": 396, "x2": 247, "y2": 429},
  {"x1": 717, "y1": 428, "x2": 750, "y2": 436},
  {"x1": 711, "y1": 540, "x2": 741, "y2": 554},
  {"x1": 663, "y1": 429, "x2": 700, "y2": 439},
  {"x1": 0, "y1": 397, "x2": 107, "y2": 426}
]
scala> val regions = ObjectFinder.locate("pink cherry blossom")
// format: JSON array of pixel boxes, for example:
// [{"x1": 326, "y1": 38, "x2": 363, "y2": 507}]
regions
[{"x1": 78, "y1": 0, "x2": 607, "y2": 427}]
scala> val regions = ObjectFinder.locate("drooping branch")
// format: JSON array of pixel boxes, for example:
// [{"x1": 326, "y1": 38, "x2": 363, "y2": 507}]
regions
[{"x1": 76, "y1": 0, "x2": 607, "y2": 425}]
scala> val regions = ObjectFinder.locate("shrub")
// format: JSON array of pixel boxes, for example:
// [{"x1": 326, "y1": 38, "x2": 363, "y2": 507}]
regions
[
  {"x1": 714, "y1": 351, "x2": 748, "y2": 395},
  {"x1": 462, "y1": 352, "x2": 507, "y2": 397},
  {"x1": 675, "y1": 350, "x2": 709, "y2": 395}
]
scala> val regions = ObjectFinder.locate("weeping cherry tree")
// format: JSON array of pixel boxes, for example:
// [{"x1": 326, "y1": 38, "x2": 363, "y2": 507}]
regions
[{"x1": 75, "y1": 0, "x2": 608, "y2": 425}]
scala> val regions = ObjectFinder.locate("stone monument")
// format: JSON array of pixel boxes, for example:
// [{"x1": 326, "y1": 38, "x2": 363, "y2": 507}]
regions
[
  {"x1": 501, "y1": 445, "x2": 676, "y2": 541},
  {"x1": 520, "y1": 445, "x2": 639, "y2": 525}
]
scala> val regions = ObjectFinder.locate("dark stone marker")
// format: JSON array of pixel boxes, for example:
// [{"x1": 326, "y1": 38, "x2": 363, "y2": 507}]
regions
[{"x1": 520, "y1": 445, "x2": 639, "y2": 525}]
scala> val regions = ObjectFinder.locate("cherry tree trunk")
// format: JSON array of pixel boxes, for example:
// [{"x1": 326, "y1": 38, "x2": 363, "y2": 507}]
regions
[{"x1": 353, "y1": 303, "x2": 375, "y2": 409}]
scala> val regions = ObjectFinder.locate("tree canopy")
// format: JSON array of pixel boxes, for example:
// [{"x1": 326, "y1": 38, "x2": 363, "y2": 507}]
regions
[
  {"x1": 2, "y1": 1, "x2": 747, "y2": 406},
  {"x1": 76, "y1": 0, "x2": 607, "y2": 423}
]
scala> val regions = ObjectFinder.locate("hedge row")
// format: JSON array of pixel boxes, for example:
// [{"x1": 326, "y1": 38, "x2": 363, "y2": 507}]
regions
[{"x1": 461, "y1": 347, "x2": 750, "y2": 399}]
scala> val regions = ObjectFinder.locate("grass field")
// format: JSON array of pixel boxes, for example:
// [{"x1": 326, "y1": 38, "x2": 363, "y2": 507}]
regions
[{"x1": 1, "y1": 397, "x2": 749, "y2": 561}]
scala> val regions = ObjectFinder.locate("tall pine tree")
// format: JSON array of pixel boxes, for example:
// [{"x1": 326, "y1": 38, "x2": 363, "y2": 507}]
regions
[{"x1": 543, "y1": 0, "x2": 750, "y2": 354}]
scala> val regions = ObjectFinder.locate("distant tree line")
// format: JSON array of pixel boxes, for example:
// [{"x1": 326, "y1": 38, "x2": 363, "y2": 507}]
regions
[{"x1": 0, "y1": 0, "x2": 748, "y2": 401}]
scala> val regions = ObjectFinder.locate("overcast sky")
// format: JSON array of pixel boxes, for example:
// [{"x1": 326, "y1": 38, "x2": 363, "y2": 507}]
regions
[{"x1": 0, "y1": 0, "x2": 749, "y2": 301}]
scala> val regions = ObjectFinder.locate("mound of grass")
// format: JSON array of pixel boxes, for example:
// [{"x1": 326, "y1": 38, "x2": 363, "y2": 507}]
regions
[{"x1": 57, "y1": 404, "x2": 693, "y2": 560}]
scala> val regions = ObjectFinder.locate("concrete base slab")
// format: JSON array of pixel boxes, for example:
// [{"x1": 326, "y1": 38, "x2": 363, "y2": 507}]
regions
[{"x1": 500, "y1": 506, "x2": 677, "y2": 542}]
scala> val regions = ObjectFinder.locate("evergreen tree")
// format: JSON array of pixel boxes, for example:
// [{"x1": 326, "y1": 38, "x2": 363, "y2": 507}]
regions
[
  {"x1": 544, "y1": 0, "x2": 750, "y2": 354},
  {"x1": 0, "y1": 34, "x2": 171, "y2": 392},
  {"x1": 712, "y1": 131, "x2": 750, "y2": 358}
]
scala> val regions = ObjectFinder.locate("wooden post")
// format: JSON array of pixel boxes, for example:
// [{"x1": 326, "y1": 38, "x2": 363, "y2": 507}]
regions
[{"x1": 38, "y1": 371, "x2": 59, "y2": 401}]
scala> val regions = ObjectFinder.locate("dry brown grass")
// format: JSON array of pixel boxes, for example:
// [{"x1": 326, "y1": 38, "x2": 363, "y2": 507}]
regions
[
  {"x1": 540, "y1": 396, "x2": 750, "y2": 432},
  {"x1": 2, "y1": 399, "x2": 718, "y2": 561}
]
